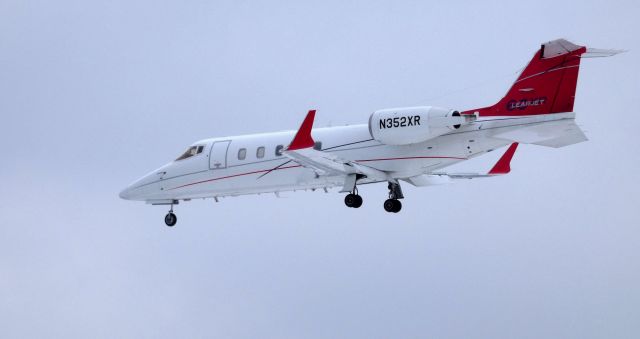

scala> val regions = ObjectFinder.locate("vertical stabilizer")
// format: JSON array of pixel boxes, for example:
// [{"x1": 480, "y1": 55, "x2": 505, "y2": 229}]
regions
[{"x1": 464, "y1": 39, "x2": 587, "y2": 117}]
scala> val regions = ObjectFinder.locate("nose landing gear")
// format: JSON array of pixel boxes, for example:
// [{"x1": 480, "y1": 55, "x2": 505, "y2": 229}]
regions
[
  {"x1": 165, "y1": 212, "x2": 177, "y2": 226},
  {"x1": 164, "y1": 204, "x2": 177, "y2": 227}
]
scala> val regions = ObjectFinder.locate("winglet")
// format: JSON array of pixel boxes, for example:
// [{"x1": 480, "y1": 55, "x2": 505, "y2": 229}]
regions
[
  {"x1": 488, "y1": 143, "x2": 519, "y2": 175},
  {"x1": 287, "y1": 110, "x2": 316, "y2": 150}
]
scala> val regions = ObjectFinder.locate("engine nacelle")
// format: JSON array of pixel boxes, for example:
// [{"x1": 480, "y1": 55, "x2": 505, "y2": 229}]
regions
[{"x1": 368, "y1": 106, "x2": 465, "y2": 145}]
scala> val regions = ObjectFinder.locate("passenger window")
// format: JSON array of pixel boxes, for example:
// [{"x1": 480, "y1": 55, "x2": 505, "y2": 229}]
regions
[
  {"x1": 275, "y1": 145, "x2": 284, "y2": 156},
  {"x1": 238, "y1": 148, "x2": 247, "y2": 160},
  {"x1": 313, "y1": 141, "x2": 322, "y2": 150},
  {"x1": 256, "y1": 146, "x2": 265, "y2": 159}
]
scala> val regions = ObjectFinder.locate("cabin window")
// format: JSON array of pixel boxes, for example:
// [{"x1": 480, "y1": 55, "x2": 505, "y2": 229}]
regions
[
  {"x1": 313, "y1": 141, "x2": 322, "y2": 150},
  {"x1": 238, "y1": 148, "x2": 247, "y2": 160},
  {"x1": 275, "y1": 145, "x2": 284, "y2": 156},
  {"x1": 256, "y1": 146, "x2": 265, "y2": 159}
]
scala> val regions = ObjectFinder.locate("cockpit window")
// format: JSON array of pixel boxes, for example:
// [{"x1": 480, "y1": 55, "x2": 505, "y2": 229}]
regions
[{"x1": 175, "y1": 145, "x2": 205, "y2": 161}]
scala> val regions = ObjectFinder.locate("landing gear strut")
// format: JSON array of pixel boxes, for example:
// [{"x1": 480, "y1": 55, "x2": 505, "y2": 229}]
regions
[
  {"x1": 384, "y1": 182, "x2": 403, "y2": 213},
  {"x1": 344, "y1": 187, "x2": 363, "y2": 208},
  {"x1": 164, "y1": 204, "x2": 177, "y2": 227}
]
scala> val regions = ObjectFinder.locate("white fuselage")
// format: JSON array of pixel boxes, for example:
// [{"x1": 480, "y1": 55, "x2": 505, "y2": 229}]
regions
[{"x1": 119, "y1": 112, "x2": 576, "y2": 202}]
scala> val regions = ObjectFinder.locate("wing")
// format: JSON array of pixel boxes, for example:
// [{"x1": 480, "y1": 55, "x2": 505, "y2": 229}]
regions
[
  {"x1": 283, "y1": 110, "x2": 389, "y2": 192},
  {"x1": 408, "y1": 143, "x2": 519, "y2": 186}
]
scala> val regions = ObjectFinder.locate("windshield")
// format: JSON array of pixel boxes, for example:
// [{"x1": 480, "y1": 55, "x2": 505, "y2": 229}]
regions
[{"x1": 175, "y1": 145, "x2": 204, "y2": 161}]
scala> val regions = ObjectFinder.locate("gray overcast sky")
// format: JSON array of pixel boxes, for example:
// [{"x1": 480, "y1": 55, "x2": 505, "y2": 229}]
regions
[{"x1": 1, "y1": 0, "x2": 639, "y2": 338}]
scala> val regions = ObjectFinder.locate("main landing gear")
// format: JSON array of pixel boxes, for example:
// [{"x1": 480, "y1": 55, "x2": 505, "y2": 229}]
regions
[
  {"x1": 164, "y1": 204, "x2": 177, "y2": 227},
  {"x1": 383, "y1": 198, "x2": 402, "y2": 213},
  {"x1": 343, "y1": 181, "x2": 404, "y2": 213},
  {"x1": 383, "y1": 182, "x2": 403, "y2": 213},
  {"x1": 344, "y1": 187, "x2": 363, "y2": 208}
]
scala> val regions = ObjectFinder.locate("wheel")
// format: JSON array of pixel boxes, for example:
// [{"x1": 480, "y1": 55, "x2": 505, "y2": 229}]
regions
[
  {"x1": 164, "y1": 212, "x2": 177, "y2": 227},
  {"x1": 392, "y1": 199, "x2": 402, "y2": 213},
  {"x1": 352, "y1": 195, "x2": 363, "y2": 208},
  {"x1": 384, "y1": 199, "x2": 402, "y2": 213},
  {"x1": 344, "y1": 194, "x2": 357, "y2": 208},
  {"x1": 384, "y1": 199, "x2": 396, "y2": 212},
  {"x1": 345, "y1": 194, "x2": 363, "y2": 208}
]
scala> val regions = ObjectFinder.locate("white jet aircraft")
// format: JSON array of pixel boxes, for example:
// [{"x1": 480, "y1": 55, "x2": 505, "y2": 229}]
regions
[{"x1": 120, "y1": 39, "x2": 620, "y2": 226}]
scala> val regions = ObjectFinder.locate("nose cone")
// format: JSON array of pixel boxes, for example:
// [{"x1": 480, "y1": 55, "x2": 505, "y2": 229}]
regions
[
  {"x1": 119, "y1": 186, "x2": 134, "y2": 200},
  {"x1": 120, "y1": 165, "x2": 170, "y2": 201},
  {"x1": 119, "y1": 180, "x2": 147, "y2": 201}
]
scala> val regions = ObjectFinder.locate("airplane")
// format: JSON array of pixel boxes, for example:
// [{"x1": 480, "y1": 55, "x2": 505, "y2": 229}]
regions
[{"x1": 119, "y1": 39, "x2": 621, "y2": 226}]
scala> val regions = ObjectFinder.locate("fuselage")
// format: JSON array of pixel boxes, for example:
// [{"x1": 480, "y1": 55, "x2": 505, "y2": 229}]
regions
[
  {"x1": 119, "y1": 38, "x2": 618, "y2": 225},
  {"x1": 119, "y1": 112, "x2": 576, "y2": 202}
]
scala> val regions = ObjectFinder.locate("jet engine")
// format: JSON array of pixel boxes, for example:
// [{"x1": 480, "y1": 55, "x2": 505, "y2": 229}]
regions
[{"x1": 368, "y1": 106, "x2": 466, "y2": 145}]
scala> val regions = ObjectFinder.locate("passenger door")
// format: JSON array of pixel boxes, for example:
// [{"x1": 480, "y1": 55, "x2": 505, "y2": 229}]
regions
[{"x1": 209, "y1": 141, "x2": 231, "y2": 169}]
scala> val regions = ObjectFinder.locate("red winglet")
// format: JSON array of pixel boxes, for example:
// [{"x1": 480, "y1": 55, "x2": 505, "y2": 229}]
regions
[
  {"x1": 287, "y1": 110, "x2": 316, "y2": 150},
  {"x1": 488, "y1": 143, "x2": 519, "y2": 175}
]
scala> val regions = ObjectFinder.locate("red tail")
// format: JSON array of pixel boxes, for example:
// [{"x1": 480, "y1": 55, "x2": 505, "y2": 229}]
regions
[{"x1": 465, "y1": 39, "x2": 587, "y2": 117}]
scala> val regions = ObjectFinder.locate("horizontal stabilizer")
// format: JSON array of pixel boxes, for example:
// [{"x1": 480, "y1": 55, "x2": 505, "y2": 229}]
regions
[
  {"x1": 532, "y1": 128, "x2": 588, "y2": 148},
  {"x1": 493, "y1": 119, "x2": 587, "y2": 148},
  {"x1": 583, "y1": 47, "x2": 626, "y2": 58}
]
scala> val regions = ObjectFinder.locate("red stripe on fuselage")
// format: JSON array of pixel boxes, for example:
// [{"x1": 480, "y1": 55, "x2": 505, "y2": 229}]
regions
[
  {"x1": 357, "y1": 156, "x2": 466, "y2": 162},
  {"x1": 167, "y1": 156, "x2": 466, "y2": 191},
  {"x1": 168, "y1": 164, "x2": 302, "y2": 190}
]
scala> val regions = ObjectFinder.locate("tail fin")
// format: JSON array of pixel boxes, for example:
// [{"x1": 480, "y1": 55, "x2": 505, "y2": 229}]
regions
[{"x1": 466, "y1": 39, "x2": 587, "y2": 117}]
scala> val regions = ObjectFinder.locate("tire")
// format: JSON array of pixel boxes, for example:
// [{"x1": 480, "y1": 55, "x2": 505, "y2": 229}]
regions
[
  {"x1": 392, "y1": 199, "x2": 402, "y2": 213},
  {"x1": 164, "y1": 212, "x2": 177, "y2": 227},
  {"x1": 344, "y1": 194, "x2": 356, "y2": 208},
  {"x1": 384, "y1": 199, "x2": 396, "y2": 212},
  {"x1": 352, "y1": 195, "x2": 363, "y2": 208}
]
